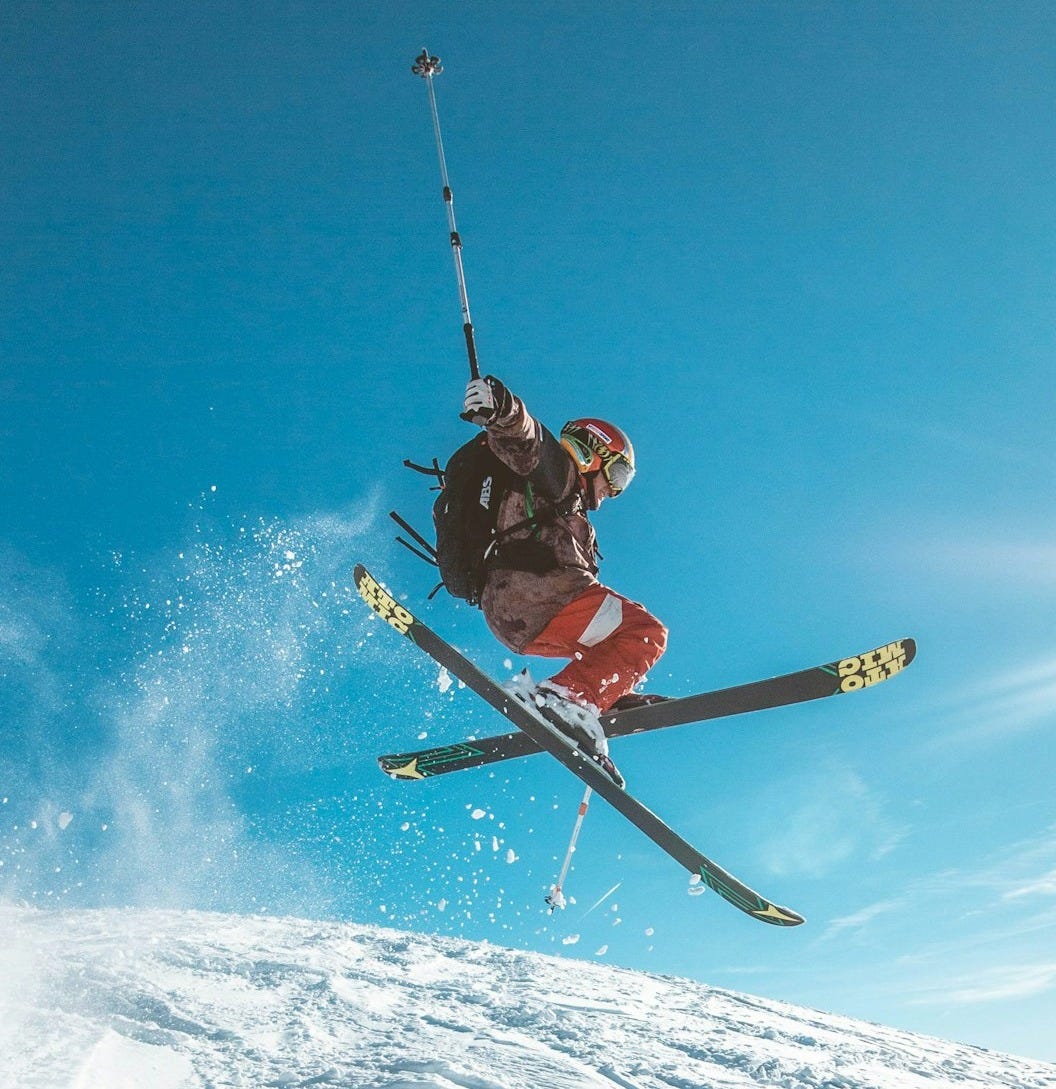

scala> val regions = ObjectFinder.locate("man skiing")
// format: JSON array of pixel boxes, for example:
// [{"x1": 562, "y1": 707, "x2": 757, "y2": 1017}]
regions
[{"x1": 462, "y1": 375, "x2": 668, "y2": 787}]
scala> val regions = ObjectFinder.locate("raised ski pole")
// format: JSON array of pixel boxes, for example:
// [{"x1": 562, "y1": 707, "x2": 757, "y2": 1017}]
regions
[
  {"x1": 546, "y1": 787, "x2": 593, "y2": 912},
  {"x1": 411, "y1": 51, "x2": 593, "y2": 902},
  {"x1": 412, "y1": 48, "x2": 480, "y2": 381}
]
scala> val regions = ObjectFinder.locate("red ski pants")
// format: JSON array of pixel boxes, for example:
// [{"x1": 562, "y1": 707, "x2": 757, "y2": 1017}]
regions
[{"x1": 523, "y1": 584, "x2": 667, "y2": 712}]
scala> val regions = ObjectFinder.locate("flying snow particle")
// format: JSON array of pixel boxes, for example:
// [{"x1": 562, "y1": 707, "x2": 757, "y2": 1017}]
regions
[
  {"x1": 57, "y1": 812, "x2": 73, "y2": 831},
  {"x1": 505, "y1": 848, "x2": 518, "y2": 864},
  {"x1": 471, "y1": 808, "x2": 487, "y2": 821},
  {"x1": 562, "y1": 934, "x2": 580, "y2": 945},
  {"x1": 595, "y1": 945, "x2": 609, "y2": 956},
  {"x1": 438, "y1": 667, "x2": 453, "y2": 694}
]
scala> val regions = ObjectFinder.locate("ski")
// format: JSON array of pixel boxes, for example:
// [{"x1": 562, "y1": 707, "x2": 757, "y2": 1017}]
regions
[
  {"x1": 355, "y1": 563, "x2": 805, "y2": 927},
  {"x1": 378, "y1": 637, "x2": 917, "y2": 780}
]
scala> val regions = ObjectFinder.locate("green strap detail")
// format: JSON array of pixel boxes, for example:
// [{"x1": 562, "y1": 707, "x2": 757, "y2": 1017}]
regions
[{"x1": 524, "y1": 481, "x2": 543, "y2": 538}]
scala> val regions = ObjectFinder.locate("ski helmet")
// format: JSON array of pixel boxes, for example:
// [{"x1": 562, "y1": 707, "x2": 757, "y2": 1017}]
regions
[{"x1": 559, "y1": 418, "x2": 636, "y2": 495}]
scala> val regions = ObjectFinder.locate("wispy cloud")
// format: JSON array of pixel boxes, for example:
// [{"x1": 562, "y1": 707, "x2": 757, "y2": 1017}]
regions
[
  {"x1": 811, "y1": 826, "x2": 1056, "y2": 1000},
  {"x1": 915, "y1": 539, "x2": 1056, "y2": 586},
  {"x1": 917, "y1": 653, "x2": 1056, "y2": 748},
  {"x1": 865, "y1": 409, "x2": 1056, "y2": 482},
  {"x1": 756, "y1": 761, "x2": 907, "y2": 879},
  {"x1": 910, "y1": 962, "x2": 1056, "y2": 1006},
  {"x1": 902, "y1": 827, "x2": 1056, "y2": 914},
  {"x1": 821, "y1": 898, "x2": 905, "y2": 941},
  {"x1": 1004, "y1": 868, "x2": 1056, "y2": 901}
]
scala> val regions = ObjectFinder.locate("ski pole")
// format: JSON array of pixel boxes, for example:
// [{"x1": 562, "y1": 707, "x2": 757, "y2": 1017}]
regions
[
  {"x1": 546, "y1": 786, "x2": 592, "y2": 912},
  {"x1": 411, "y1": 49, "x2": 480, "y2": 381}
]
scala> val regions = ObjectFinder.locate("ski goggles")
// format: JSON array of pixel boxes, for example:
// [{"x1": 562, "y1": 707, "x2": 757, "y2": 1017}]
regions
[
  {"x1": 599, "y1": 447, "x2": 635, "y2": 496},
  {"x1": 562, "y1": 432, "x2": 636, "y2": 496}
]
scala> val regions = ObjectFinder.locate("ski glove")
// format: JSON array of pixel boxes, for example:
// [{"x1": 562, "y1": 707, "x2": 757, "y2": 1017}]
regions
[{"x1": 462, "y1": 375, "x2": 512, "y2": 426}]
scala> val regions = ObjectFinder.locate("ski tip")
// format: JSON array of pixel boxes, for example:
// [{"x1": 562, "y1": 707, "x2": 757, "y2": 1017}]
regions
[
  {"x1": 696, "y1": 866, "x2": 806, "y2": 927},
  {"x1": 355, "y1": 564, "x2": 418, "y2": 637},
  {"x1": 378, "y1": 756, "x2": 426, "y2": 781},
  {"x1": 753, "y1": 903, "x2": 806, "y2": 926},
  {"x1": 834, "y1": 638, "x2": 917, "y2": 694}
]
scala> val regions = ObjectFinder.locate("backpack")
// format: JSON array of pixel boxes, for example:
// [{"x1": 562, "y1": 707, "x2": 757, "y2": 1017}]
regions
[
  {"x1": 432, "y1": 433, "x2": 518, "y2": 605},
  {"x1": 391, "y1": 434, "x2": 573, "y2": 607}
]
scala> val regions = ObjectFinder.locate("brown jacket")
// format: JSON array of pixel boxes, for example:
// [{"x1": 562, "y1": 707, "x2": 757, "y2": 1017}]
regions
[{"x1": 480, "y1": 391, "x2": 601, "y2": 652}]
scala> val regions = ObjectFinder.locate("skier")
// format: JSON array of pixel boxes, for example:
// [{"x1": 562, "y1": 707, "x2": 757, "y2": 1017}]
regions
[{"x1": 462, "y1": 375, "x2": 668, "y2": 787}]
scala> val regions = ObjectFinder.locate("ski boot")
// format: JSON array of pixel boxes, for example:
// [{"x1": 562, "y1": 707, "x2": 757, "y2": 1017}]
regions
[
  {"x1": 533, "y1": 683, "x2": 626, "y2": 789},
  {"x1": 608, "y1": 691, "x2": 670, "y2": 712}
]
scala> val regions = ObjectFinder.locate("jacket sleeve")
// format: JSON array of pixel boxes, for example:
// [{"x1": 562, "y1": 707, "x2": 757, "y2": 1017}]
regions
[{"x1": 486, "y1": 391, "x2": 576, "y2": 502}]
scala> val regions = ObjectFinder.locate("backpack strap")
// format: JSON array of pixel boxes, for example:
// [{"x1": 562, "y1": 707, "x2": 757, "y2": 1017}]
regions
[
  {"x1": 389, "y1": 510, "x2": 438, "y2": 565},
  {"x1": 482, "y1": 480, "x2": 587, "y2": 567},
  {"x1": 402, "y1": 457, "x2": 445, "y2": 489}
]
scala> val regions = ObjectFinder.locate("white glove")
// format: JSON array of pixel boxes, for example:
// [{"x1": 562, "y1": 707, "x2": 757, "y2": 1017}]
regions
[
  {"x1": 463, "y1": 375, "x2": 511, "y2": 425},
  {"x1": 463, "y1": 377, "x2": 497, "y2": 424}
]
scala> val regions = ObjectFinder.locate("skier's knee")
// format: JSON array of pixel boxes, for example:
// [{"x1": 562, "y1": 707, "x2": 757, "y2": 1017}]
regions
[{"x1": 643, "y1": 615, "x2": 667, "y2": 666}]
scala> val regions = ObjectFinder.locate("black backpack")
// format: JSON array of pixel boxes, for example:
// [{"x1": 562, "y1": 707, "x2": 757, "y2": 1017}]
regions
[
  {"x1": 432, "y1": 433, "x2": 518, "y2": 605},
  {"x1": 392, "y1": 434, "x2": 572, "y2": 607},
  {"x1": 391, "y1": 434, "x2": 515, "y2": 606}
]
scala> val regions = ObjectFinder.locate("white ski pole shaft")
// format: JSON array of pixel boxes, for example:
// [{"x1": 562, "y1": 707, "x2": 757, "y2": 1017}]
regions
[
  {"x1": 411, "y1": 48, "x2": 480, "y2": 381},
  {"x1": 548, "y1": 787, "x2": 592, "y2": 911}
]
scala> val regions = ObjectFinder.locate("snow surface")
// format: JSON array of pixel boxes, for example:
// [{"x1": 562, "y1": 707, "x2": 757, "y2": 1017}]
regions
[{"x1": 4, "y1": 905, "x2": 1054, "y2": 1089}]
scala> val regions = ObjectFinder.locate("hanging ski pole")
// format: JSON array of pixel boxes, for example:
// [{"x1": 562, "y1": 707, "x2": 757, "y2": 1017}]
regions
[
  {"x1": 412, "y1": 48, "x2": 480, "y2": 381},
  {"x1": 546, "y1": 786, "x2": 593, "y2": 912}
]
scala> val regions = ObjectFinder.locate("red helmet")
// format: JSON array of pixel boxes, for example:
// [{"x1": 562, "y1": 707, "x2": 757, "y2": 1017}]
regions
[{"x1": 560, "y1": 418, "x2": 636, "y2": 495}]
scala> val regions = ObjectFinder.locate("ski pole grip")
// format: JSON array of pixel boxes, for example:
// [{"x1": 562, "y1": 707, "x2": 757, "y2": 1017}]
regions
[
  {"x1": 464, "y1": 322, "x2": 480, "y2": 379},
  {"x1": 461, "y1": 320, "x2": 480, "y2": 416}
]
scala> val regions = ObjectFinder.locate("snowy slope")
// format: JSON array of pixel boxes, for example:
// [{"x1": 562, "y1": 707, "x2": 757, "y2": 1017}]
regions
[{"x1": 3, "y1": 905, "x2": 1054, "y2": 1089}]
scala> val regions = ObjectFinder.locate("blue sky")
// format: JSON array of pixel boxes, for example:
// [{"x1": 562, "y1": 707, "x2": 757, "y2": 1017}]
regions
[{"x1": 2, "y1": 0, "x2": 1055, "y2": 1065}]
